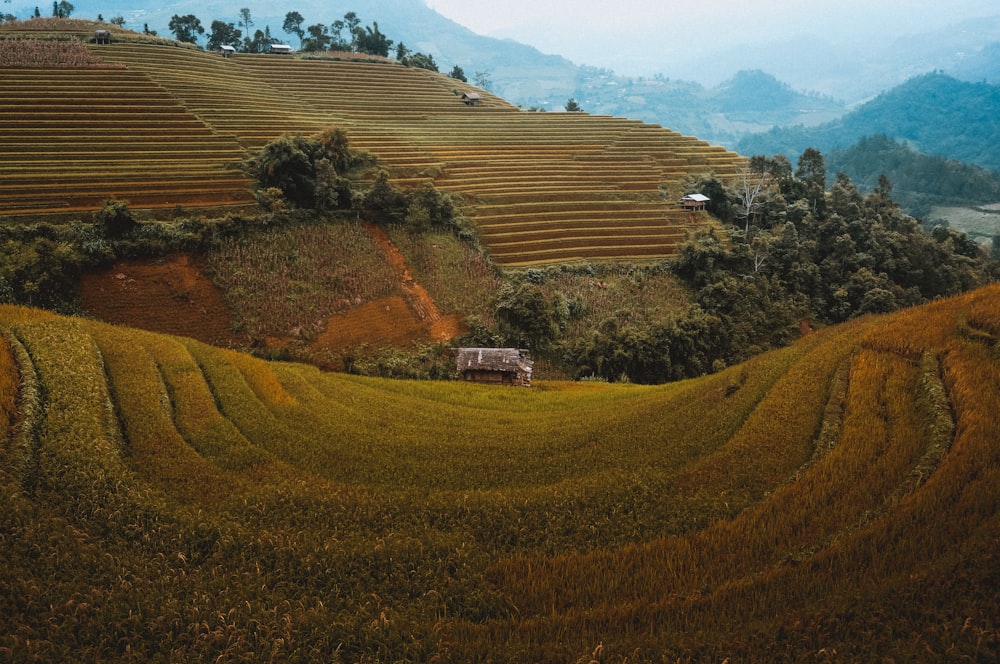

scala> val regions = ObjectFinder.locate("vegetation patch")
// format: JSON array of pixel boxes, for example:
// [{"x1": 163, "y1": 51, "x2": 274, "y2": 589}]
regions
[
  {"x1": 0, "y1": 37, "x2": 124, "y2": 67},
  {"x1": 204, "y1": 220, "x2": 398, "y2": 341}
]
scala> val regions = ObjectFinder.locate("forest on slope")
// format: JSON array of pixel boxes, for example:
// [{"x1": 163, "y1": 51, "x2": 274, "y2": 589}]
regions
[{"x1": 737, "y1": 73, "x2": 1000, "y2": 181}]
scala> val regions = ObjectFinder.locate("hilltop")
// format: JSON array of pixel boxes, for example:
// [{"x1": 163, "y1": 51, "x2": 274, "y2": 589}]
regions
[
  {"x1": 0, "y1": 283, "x2": 997, "y2": 660},
  {"x1": 737, "y1": 72, "x2": 1000, "y2": 175}
]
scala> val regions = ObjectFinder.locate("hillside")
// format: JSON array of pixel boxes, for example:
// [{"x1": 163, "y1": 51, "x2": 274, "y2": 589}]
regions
[
  {"x1": 0, "y1": 21, "x2": 746, "y2": 266},
  {"x1": 571, "y1": 69, "x2": 845, "y2": 148},
  {"x1": 736, "y1": 72, "x2": 1000, "y2": 174},
  {"x1": 825, "y1": 134, "x2": 1000, "y2": 218},
  {"x1": 0, "y1": 285, "x2": 997, "y2": 660}
]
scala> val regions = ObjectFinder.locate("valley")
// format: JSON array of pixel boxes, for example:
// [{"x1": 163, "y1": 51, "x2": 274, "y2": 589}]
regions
[{"x1": 0, "y1": 19, "x2": 998, "y2": 662}]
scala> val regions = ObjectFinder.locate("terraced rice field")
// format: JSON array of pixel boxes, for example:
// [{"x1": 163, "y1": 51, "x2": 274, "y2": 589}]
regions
[
  {"x1": 0, "y1": 67, "x2": 256, "y2": 217},
  {"x1": 2, "y1": 28, "x2": 746, "y2": 264},
  {"x1": 1, "y1": 286, "x2": 998, "y2": 660}
]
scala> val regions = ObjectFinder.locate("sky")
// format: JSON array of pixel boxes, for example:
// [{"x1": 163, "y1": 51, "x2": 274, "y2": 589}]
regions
[{"x1": 424, "y1": 0, "x2": 996, "y2": 76}]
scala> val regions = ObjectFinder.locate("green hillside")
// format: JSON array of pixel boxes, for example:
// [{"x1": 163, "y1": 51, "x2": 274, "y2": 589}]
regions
[
  {"x1": 736, "y1": 72, "x2": 1000, "y2": 174},
  {"x1": 0, "y1": 21, "x2": 745, "y2": 266},
  {"x1": 0, "y1": 285, "x2": 997, "y2": 661}
]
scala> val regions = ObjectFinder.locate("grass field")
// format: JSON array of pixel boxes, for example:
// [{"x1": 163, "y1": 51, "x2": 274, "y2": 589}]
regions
[{"x1": 0, "y1": 285, "x2": 997, "y2": 661}]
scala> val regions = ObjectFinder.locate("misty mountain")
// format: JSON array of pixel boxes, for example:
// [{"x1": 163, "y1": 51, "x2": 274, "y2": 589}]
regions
[
  {"x1": 7, "y1": 0, "x2": 1000, "y2": 152},
  {"x1": 567, "y1": 69, "x2": 844, "y2": 148},
  {"x1": 666, "y1": 14, "x2": 1000, "y2": 101},
  {"x1": 736, "y1": 73, "x2": 1000, "y2": 174}
]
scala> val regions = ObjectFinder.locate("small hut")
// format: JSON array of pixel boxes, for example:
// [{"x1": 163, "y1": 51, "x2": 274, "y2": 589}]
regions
[
  {"x1": 680, "y1": 193, "x2": 710, "y2": 211},
  {"x1": 270, "y1": 44, "x2": 293, "y2": 55},
  {"x1": 219, "y1": 45, "x2": 236, "y2": 58},
  {"x1": 94, "y1": 29, "x2": 111, "y2": 44},
  {"x1": 456, "y1": 348, "x2": 533, "y2": 386},
  {"x1": 461, "y1": 92, "x2": 482, "y2": 106}
]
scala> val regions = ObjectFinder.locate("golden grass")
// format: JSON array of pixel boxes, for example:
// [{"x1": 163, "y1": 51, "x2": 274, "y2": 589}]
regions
[{"x1": 0, "y1": 286, "x2": 997, "y2": 661}]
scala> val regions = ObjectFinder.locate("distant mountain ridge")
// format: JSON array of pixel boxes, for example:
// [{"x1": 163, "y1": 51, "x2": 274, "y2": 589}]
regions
[
  {"x1": 6, "y1": 0, "x2": 1000, "y2": 147},
  {"x1": 736, "y1": 73, "x2": 1000, "y2": 174}
]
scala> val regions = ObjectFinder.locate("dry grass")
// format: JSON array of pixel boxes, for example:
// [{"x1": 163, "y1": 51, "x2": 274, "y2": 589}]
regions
[{"x1": 0, "y1": 285, "x2": 997, "y2": 661}]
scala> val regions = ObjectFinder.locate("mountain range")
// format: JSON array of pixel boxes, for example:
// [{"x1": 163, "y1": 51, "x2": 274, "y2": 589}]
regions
[
  {"x1": 737, "y1": 73, "x2": 1000, "y2": 174},
  {"x1": 7, "y1": 0, "x2": 1000, "y2": 148}
]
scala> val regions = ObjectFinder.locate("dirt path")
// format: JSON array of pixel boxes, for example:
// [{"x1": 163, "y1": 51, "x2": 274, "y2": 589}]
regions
[
  {"x1": 365, "y1": 221, "x2": 441, "y2": 322},
  {"x1": 363, "y1": 222, "x2": 464, "y2": 342}
]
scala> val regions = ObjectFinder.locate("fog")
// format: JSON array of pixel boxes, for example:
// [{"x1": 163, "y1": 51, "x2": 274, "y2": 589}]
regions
[{"x1": 426, "y1": 0, "x2": 997, "y2": 79}]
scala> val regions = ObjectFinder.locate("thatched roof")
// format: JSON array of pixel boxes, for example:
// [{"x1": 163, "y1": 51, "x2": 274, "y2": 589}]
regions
[{"x1": 456, "y1": 348, "x2": 532, "y2": 373}]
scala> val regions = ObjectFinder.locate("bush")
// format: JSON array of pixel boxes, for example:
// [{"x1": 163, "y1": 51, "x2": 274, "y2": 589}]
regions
[
  {"x1": 94, "y1": 199, "x2": 138, "y2": 237},
  {"x1": 248, "y1": 127, "x2": 368, "y2": 210}
]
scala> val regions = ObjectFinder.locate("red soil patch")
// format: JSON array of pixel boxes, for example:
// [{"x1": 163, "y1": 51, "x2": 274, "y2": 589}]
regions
[
  {"x1": 80, "y1": 254, "x2": 244, "y2": 348},
  {"x1": 80, "y1": 227, "x2": 466, "y2": 370},
  {"x1": 306, "y1": 224, "x2": 467, "y2": 368}
]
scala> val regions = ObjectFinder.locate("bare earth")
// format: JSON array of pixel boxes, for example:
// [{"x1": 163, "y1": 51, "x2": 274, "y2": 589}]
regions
[{"x1": 80, "y1": 225, "x2": 465, "y2": 367}]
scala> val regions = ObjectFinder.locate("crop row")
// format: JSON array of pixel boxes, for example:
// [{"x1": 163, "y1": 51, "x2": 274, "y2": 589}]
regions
[
  {"x1": 0, "y1": 61, "x2": 255, "y2": 216},
  {"x1": 9, "y1": 36, "x2": 745, "y2": 264},
  {"x1": 1, "y1": 286, "x2": 997, "y2": 659}
]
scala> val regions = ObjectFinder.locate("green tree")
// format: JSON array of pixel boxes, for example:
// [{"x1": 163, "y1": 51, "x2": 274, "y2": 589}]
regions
[
  {"x1": 301, "y1": 23, "x2": 330, "y2": 51},
  {"x1": 95, "y1": 199, "x2": 138, "y2": 238},
  {"x1": 238, "y1": 7, "x2": 253, "y2": 40},
  {"x1": 207, "y1": 20, "x2": 241, "y2": 51},
  {"x1": 496, "y1": 282, "x2": 565, "y2": 350},
  {"x1": 251, "y1": 128, "x2": 365, "y2": 209},
  {"x1": 342, "y1": 11, "x2": 360, "y2": 49},
  {"x1": 168, "y1": 14, "x2": 204, "y2": 44},
  {"x1": 796, "y1": 147, "x2": 827, "y2": 215},
  {"x1": 109, "y1": 15, "x2": 125, "y2": 26},
  {"x1": 282, "y1": 11, "x2": 304, "y2": 42},
  {"x1": 403, "y1": 52, "x2": 437, "y2": 72},
  {"x1": 565, "y1": 98, "x2": 582, "y2": 112},
  {"x1": 449, "y1": 65, "x2": 467, "y2": 82},
  {"x1": 362, "y1": 170, "x2": 408, "y2": 224},
  {"x1": 51, "y1": 0, "x2": 72, "y2": 17},
  {"x1": 246, "y1": 26, "x2": 277, "y2": 54},
  {"x1": 354, "y1": 21, "x2": 392, "y2": 56}
]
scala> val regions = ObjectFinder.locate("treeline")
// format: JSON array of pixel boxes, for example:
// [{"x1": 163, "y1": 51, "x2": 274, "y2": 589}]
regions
[
  {"x1": 164, "y1": 8, "x2": 455, "y2": 74},
  {"x1": 826, "y1": 134, "x2": 1000, "y2": 217},
  {"x1": 492, "y1": 149, "x2": 999, "y2": 383}
]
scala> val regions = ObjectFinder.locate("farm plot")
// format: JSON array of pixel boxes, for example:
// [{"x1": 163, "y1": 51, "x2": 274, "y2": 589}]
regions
[
  {"x1": 1, "y1": 286, "x2": 997, "y2": 661},
  {"x1": 0, "y1": 67, "x2": 255, "y2": 217},
  {"x1": 7, "y1": 33, "x2": 745, "y2": 264},
  {"x1": 218, "y1": 56, "x2": 745, "y2": 265}
]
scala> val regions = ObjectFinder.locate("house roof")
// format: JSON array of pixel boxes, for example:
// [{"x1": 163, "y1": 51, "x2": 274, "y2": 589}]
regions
[
  {"x1": 681, "y1": 193, "x2": 710, "y2": 202},
  {"x1": 220, "y1": 45, "x2": 236, "y2": 52},
  {"x1": 456, "y1": 348, "x2": 532, "y2": 373},
  {"x1": 462, "y1": 92, "x2": 482, "y2": 100}
]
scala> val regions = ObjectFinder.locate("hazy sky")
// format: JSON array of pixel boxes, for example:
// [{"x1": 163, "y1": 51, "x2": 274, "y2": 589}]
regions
[{"x1": 424, "y1": 0, "x2": 995, "y2": 75}]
